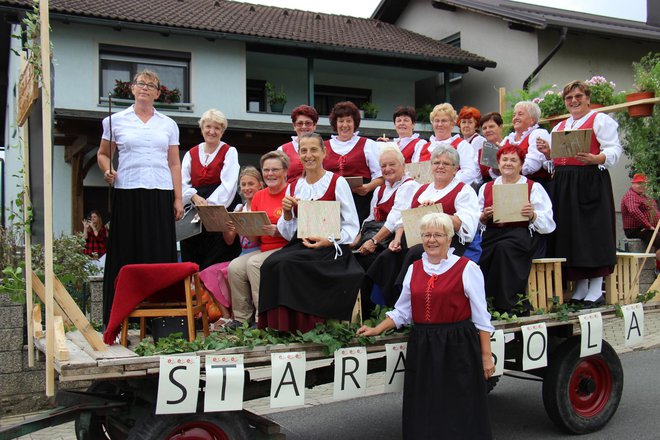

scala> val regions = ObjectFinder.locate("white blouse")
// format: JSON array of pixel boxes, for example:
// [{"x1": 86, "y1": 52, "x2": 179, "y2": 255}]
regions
[
  {"x1": 181, "y1": 142, "x2": 239, "y2": 207},
  {"x1": 101, "y1": 105, "x2": 179, "y2": 190},
  {"x1": 396, "y1": 178, "x2": 480, "y2": 244},
  {"x1": 394, "y1": 133, "x2": 425, "y2": 161},
  {"x1": 550, "y1": 111, "x2": 622, "y2": 169},
  {"x1": 387, "y1": 251, "x2": 495, "y2": 332},
  {"x1": 277, "y1": 171, "x2": 360, "y2": 245},
  {"x1": 477, "y1": 175, "x2": 556, "y2": 234},
  {"x1": 364, "y1": 176, "x2": 420, "y2": 233},
  {"x1": 276, "y1": 135, "x2": 300, "y2": 153},
  {"x1": 413, "y1": 134, "x2": 480, "y2": 185},
  {"x1": 502, "y1": 125, "x2": 551, "y2": 177},
  {"x1": 328, "y1": 133, "x2": 382, "y2": 180},
  {"x1": 468, "y1": 134, "x2": 488, "y2": 186}
]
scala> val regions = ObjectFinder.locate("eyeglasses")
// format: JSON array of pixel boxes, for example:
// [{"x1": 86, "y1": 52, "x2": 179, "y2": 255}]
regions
[
  {"x1": 421, "y1": 232, "x2": 447, "y2": 240},
  {"x1": 431, "y1": 160, "x2": 455, "y2": 168},
  {"x1": 432, "y1": 118, "x2": 453, "y2": 125},
  {"x1": 133, "y1": 81, "x2": 159, "y2": 91},
  {"x1": 564, "y1": 93, "x2": 586, "y2": 102},
  {"x1": 262, "y1": 168, "x2": 283, "y2": 174},
  {"x1": 294, "y1": 121, "x2": 315, "y2": 127}
]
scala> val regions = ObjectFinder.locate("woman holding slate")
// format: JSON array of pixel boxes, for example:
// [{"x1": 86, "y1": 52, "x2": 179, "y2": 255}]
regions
[
  {"x1": 258, "y1": 133, "x2": 362, "y2": 333},
  {"x1": 358, "y1": 212, "x2": 495, "y2": 440},
  {"x1": 538, "y1": 80, "x2": 622, "y2": 307},
  {"x1": 478, "y1": 145, "x2": 555, "y2": 312},
  {"x1": 180, "y1": 108, "x2": 241, "y2": 269}
]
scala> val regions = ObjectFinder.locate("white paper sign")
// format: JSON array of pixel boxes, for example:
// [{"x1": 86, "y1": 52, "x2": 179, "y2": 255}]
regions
[
  {"x1": 385, "y1": 343, "x2": 407, "y2": 393},
  {"x1": 622, "y1": 303, "x2": 644, "y2": 347},
  {"x1": 490, "y1": 330, "x2": 505, "y2": 377},
  {"x1": 270, "y1": 352, "x2": 306, "y2": 408},
  {"x1": 578, "y1": 312, "x2": 603, "y2": 357},
  {"x1": 522, "y1": 323, "x2": 548, "y2": 371},
  {"x1": 333, "y1": 347, "x2": 368, "y2": 400},
  {"x1": 156, "y1": 355, "x2": 200, "y2": 414},
  {"x1": 204, "y1": 354, "x2": 245, "y2": 412}
]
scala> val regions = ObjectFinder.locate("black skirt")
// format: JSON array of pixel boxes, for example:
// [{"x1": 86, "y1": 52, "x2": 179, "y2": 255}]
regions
[
  {"x1": 479, "y1": 226, "x2": 539, "y2": 311},
  {"x1": 549, "y1": 166, "x2": 616, "y2": 280},
  {"x1": 102, "y1": 189, "x2": 178, "y2": 325},
  {"x1": 258, "y1": 240, "x2": 364, "y2": 323},
  {"x1": 403, "y1": 320, "x2": 492, "y2": 440}
]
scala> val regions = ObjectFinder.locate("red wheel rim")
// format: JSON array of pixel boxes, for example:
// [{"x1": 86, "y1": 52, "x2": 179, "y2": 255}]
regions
[
  {"x1": 166, "y1": 421, "x2": 230, "y2": 440},
  {"x1": 568, "y1": 356, "x2": 612, "y2": 417}
]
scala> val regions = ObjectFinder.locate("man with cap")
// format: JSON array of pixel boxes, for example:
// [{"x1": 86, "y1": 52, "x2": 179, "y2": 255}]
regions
[{"x1": 621, "y1": 173, "x2": 660, "y2": 273}]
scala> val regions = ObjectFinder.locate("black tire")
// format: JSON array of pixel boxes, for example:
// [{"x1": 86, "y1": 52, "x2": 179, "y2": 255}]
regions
[
  {"x1": 75, "y1": 381, "x2": 121, "y2": 440},
  {"x1": 127, "y1": 411, "x2": 251, "y2": 440},
  {"x1": 486, "y1": 376, "x2": 500, "y2": 394},
  {"x1": 542, "y1": 336, "x2": 623, "y2": 434}
]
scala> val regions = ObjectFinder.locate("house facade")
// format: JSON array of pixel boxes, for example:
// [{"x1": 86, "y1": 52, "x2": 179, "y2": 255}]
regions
[{"x1": 0, "y1": 0, "x2": 495, "y2": 236}]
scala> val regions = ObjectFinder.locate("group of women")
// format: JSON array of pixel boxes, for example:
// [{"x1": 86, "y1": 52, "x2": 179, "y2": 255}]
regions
[{"x1": 98, "y1": 70, "x2": 622, "y2": 439}]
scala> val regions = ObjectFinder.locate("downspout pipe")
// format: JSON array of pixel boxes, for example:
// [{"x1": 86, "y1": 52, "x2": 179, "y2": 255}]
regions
[{"x1": 523, "y1": 27, "x2": 567, "y2": 91}]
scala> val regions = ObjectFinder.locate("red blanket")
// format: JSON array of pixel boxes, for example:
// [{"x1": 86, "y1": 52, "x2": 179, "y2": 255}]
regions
[{"x1": 103, "y1": 262, "x2": 199, "y2": 344}]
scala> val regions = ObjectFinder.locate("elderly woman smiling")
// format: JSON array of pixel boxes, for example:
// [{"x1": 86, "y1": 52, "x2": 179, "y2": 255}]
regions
[
  {"x1": 378, "y1": 106, "x2": 426, "y2": 163},
  {"x1": 180, "y1": 109, "x2": 242, "y2": 269},
  {"x1": 358, "y1": 212, "x2": 494, "y2": 439},
  {"x1": 414, "y1": 103, "x2": 480, "y2": 186}
]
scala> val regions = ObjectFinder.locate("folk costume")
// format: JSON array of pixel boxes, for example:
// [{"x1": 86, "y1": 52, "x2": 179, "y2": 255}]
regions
[
  {"x1": 393, "y1": 134, "x2": 425, "y2": 163},
  {"x1": 388, "y1": 252, "x2": 494, "y2": 440},
  {"x1": 258, "y1": 172, "x2": 362, "y2": 333},
  {"x1": 550, "y1": 111, "x2": 622, "y2": 282},
  {"x1": 180, "y1": 142, "x2": 242, "y2": 269},
  {"x1": 466, "y1": 133, "x2": 492, "y2": 186},
  {"x1": 367, "y1": 178, "x2": 480, "y2": 306},
  {"x1": 478, "y1": 176, "x2": 555, "y2": 311},
  {"x1": 323, "y1": 134, "x2": 382, "y2": 224},
  {"x1": 278, "y1": 137, "x2": 304, "y2": 183},
  {"x1": 501, "y1": 125, "x2": 552, "y2": 185},
  {"x1": 101, "y1": 105, "x2": 180, "y2": 325},
  {"x1": 413, "y1": 134, "x2": 480, "y2": 186}
]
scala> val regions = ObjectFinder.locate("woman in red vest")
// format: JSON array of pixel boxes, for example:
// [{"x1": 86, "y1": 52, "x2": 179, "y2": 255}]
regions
[
  {"x1": 324, "y1": 101, "x2": 384, "y2": 224},
  {"x1": 413, "y1": 103, "x2": 480, "y2": 186},
  {"x1": 181, "y1": 109, "x2": 242, "y2": 269},
  {"x1": 501, "y1": 101, "x2": 552, "y2": 186},
  {"x1": 477, "y1": 112, "x2": 505, "y2": 184},
  {"x1": 258, "y1": 133, "x2": 363, "y2": 333},
  {"x1": 277, "y1": 105, "x2": 319, "y2": 183},
  {"x1": 458, "y1": 106, "x2": 486, "y2": 188},
  {"x1": 538, "y1": 80, "x2": 622, "y2": 307},
  {"x1": 376, "y1": 106, "x2": 426, "y2": 163},
  {"x1": 478, "y1": 145, "x2": 555, "y2": 312},
  {"x1": 358, "y1": 212, "x2": 495, "y2": 440}
]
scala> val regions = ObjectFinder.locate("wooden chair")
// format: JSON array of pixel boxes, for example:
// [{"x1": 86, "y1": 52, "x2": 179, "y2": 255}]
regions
[{"x1": 104, "y1": 262, "x2": 208, "y2": 347}]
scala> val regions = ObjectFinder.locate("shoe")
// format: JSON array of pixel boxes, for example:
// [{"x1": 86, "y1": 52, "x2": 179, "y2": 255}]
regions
[
  {"x1": 582, "y1": 297, "x2": 605, "y2": 309},
  {"x1": 568, "y1": 298, "x2": 584, "y2": 306},
  {"x1": 224, "y1": 319, "x2": 245, "y2": 330}
]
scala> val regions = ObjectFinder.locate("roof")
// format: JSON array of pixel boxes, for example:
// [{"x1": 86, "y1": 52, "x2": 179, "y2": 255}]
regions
[
  {"x1": 374, "y1": 0, "x2": 660, "y2": 42},
  {"x1": 0, "y1": 0, "x2": 496, "y2": 71}
]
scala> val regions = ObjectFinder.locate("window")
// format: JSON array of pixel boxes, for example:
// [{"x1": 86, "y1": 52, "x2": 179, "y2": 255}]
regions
[
  {"x1": 246, "y1": 79, "x2": 266, "y2": 112},
  {"x1": 99, "y1": 44, "x2": 191, "y2": 104},
  {"x1": 314, "y1": 85, "x2": 371, "y2": 116},
  {"x1": 442, "y1": 33, "x2": 462, "y2": 83}
]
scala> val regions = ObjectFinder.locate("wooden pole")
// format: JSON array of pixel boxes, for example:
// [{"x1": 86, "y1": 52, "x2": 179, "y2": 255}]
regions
[
  {"x1": 39, "y1": 0, "x2": 55, "y2": 397},
  {"x1": 630, "y1": 217, "x2": 660, "y2": 297},
  {"x1": 498, "y1": 87, "x2": 506, "y2": 115}
]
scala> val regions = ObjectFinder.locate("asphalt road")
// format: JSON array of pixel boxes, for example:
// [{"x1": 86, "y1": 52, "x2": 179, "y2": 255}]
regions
[{"x1": 268, "y1": 347, "x2": 660, "y2": 440}]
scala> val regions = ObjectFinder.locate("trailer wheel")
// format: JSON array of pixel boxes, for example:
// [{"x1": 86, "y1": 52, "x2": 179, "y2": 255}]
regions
[
  {"x1": 127, "y1": 412, "x2": 250, "y2": 440},
  {"x1": 542, "y1": 337, "x2": 623, "y2": 434},
  {"x1": 75, "y1": 381, "x2": 121, "y2": 440}
]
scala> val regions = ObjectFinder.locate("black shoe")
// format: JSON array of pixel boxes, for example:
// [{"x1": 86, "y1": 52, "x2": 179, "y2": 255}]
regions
[
  {"x1": 225, "y1": 319, "x2": 244, "y2": 330},
  {"x1": 582, "y1": 297, "x2": 605, "y2": 309},
  {"x1": 568, "y1": 298, "x2": 584, "y2": 306}
]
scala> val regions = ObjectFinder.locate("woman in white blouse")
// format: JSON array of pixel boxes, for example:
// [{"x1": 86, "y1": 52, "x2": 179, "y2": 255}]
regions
[
  {"x1": 377, "y1": 106, "x2": 426, "y2": 163},
  {"x1": 180, "y1": 109, "x2": 241, "y2": 269},
  {"x1": 258, "y1": 133, "x2": 362, "y2": 333},
  {"x1": 478, "y1": 145, "x2": 555, "y2": 312},
  {"x1": 97, "y1": 69, "x2": 182, "y2": 326},
  {"x1": 358, "y1": 212, "x2": 494, "y2": 439}
]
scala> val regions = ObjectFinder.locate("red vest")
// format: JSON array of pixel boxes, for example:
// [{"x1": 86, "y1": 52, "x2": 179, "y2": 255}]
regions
[
  {"x1": 189, "y1": 144, "x2": 229, "y2": 187},
  {"x1": 323, "y1": 137, "x2": 371, "y2": 179},
  {"x1": 553, "y1": 112, "x2": 601, "y2": 167},
  {"x1": 281, "y1": 142, "x2": 303, "y2": 183},
  {"x1": 502, "y1": 133, "x2": 551, "y2": 180},
  {"x1": 419, "y1": 137, "x2": 462, "y2": 162},
  {"x1": 399, "y1": 138, "x2": 424, "y2": 164},
  {"x1": 483, "y1": 180, "x2": 534, "y2": 228},
  {"x1": 373, "y1": 178, "x2": 414, "y2": 222},
  {"x1": 410, "y1": 182, "x2": 464, "y2": 215},
  {"x1": 410, "y1": 258, "x2": 471, "y2": 324},
  {"x1": 289, "y1": 173, "x2": 340, "y2": 215}
]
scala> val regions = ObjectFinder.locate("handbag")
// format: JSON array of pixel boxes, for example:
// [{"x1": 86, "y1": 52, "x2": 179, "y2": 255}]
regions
[{"x1": 357, "y1": 220, "x2": 393, "y2": 249}]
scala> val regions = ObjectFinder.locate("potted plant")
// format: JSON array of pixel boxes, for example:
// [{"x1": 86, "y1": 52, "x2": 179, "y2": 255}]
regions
[
  {"x1": 265, "y1": 82, "x2": 287, "y2": 113},
  {"x1": 534, "y1": 86, "x2": 566, "y2": 128},
  {"x1": 585, "y1": 76, "x2": 617, "y2": 108},
  {"x1": 626, "y1": 52, "x2": 660, "y2": 118},
  {"x1": 360, "y1": 102, "x2": 379, "y2": 119},
  {"x1": 112, "y1": 80, "x2": 181, "y2": 104}
]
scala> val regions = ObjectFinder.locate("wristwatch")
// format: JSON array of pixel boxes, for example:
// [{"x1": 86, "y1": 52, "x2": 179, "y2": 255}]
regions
[{"x1": 371, "y1": 238, "x2": 378, "y2": 246}]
